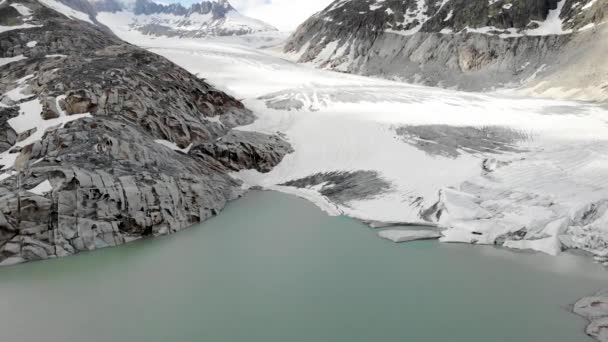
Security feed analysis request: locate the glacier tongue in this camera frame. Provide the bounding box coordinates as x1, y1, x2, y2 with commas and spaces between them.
106, 31, 608, 259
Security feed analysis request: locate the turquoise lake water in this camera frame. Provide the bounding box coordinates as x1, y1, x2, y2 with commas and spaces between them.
1, 191, 607, 342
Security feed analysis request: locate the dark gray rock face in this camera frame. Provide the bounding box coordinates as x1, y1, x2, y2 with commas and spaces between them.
0, 0, 291, 265
285, 0, 607, 95
394, 125, 528, 158
280, 171, 391, 205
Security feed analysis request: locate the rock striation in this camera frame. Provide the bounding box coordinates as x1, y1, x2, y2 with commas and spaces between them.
0, 0, 291, 265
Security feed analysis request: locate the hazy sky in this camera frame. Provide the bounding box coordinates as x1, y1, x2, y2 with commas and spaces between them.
228, 0, 334, 31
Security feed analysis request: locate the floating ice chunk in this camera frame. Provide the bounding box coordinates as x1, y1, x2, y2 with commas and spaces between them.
378, 229, 442, 243
503, 237, 562, 256
2, 74, 35, 103
440, 229, 485, 244
26, 41, 37, 48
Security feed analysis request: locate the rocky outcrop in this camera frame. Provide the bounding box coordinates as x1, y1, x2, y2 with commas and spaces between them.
0, 0, 291, 265
285, 0, 608, 102
574, 290, 608, 342
191, 131, 294, 173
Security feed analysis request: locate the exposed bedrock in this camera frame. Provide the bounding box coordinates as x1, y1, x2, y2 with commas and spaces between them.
280, 171, 392, 205
0, 0, 291, 265
574, 290, 608, 342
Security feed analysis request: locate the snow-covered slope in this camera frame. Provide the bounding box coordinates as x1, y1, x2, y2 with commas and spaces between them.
92, 0, 277, 38
284, 0, 608, 102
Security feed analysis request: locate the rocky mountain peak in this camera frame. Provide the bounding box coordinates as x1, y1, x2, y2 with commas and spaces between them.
132, 0, 234, 18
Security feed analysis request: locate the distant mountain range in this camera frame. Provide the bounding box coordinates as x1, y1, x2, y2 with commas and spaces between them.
32, 0, 278, 38
91, 0, 278, 37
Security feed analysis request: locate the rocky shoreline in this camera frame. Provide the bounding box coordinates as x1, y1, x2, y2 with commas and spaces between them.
0, 0, 292, 265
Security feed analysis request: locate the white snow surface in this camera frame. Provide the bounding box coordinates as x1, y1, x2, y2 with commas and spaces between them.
379, 229, 442, 243
105, 30, 608, 257
0, 55, 26, 68
27, 180, 53, 195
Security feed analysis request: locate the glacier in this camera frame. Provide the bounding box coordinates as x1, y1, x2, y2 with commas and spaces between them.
90, 27, 608, 260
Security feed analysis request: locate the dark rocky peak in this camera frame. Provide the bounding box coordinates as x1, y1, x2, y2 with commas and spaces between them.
132, 0, 234, 18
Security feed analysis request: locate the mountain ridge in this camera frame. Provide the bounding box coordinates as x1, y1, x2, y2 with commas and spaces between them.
285, 0, 608, 102
91, 0, 278, 38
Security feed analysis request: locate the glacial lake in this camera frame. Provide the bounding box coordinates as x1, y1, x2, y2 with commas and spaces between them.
1, 191, 607, 342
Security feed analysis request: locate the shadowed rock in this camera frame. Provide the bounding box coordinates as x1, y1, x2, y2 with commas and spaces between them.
0, 0, 290, 265
281, 170, 391, 204
394, 125, 529, 158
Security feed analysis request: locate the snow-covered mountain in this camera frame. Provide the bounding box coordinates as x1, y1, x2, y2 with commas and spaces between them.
92, 0, 278, 38
285, 0, 608, 102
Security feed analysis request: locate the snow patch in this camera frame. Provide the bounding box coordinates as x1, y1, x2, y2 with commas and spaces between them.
10, 3, 32, 16
0, 23, 42, 34
0, 55, 26, 67
27, 180, 53, 195
154, 139, 193, 153
0, 96, 92, 176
